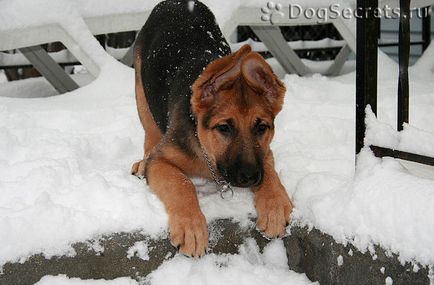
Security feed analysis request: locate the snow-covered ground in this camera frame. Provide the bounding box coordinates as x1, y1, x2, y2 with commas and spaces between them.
2, 50, 434, 280
1, 0, 434, 284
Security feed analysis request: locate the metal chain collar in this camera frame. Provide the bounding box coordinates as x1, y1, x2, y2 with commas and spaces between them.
201, 148, 234, 199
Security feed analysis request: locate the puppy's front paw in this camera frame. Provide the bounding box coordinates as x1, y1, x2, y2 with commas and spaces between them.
255, 189, 293, 238
131, 159, 146, 178
169, 209, 208, 257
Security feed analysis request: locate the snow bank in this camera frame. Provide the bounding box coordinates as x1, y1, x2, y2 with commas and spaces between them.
0, 57, 257, 266
278, 56, 434, 266
293, 148, 434, 265
0, 60, 166, 265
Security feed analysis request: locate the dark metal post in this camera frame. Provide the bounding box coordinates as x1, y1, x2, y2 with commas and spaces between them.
422, 6, 432, 52
356, 0, 379, 154
397, 0, 410, 131
367, 3, 434, 166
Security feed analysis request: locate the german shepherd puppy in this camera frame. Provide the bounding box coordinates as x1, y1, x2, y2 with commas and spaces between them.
132, 0, 293, 257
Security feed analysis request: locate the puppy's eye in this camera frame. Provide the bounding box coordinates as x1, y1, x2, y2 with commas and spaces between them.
216, 124, 231, 135
255, 123, 269, 135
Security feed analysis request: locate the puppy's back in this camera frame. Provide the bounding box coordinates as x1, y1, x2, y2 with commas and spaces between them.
135, 0, 230, 133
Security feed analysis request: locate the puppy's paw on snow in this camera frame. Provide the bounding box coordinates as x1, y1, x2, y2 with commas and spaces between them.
131, 159, 146, 179
169, 209, 208, 257
255, 190, 293, 238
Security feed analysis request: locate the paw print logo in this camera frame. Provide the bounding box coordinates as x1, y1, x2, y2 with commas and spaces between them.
261, 1, 285, 25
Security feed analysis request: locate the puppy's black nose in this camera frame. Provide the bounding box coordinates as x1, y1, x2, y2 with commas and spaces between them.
237, 166, 262, 187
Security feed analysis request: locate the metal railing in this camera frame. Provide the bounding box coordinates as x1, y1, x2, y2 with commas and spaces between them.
356, 1, 434, 166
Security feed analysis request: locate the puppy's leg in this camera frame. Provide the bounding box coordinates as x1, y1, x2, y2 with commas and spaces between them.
131, 135, 147, 177
146, 152, 208, 257
131, 51, 162, 177
131, 129, 160, 178
253, 151, 293, 238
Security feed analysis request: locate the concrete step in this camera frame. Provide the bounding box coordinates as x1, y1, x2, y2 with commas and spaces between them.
1, 220, 431, 284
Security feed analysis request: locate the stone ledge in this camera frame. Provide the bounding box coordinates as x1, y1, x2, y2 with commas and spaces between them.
285, 227, 431, 285
1, 220, 431, 284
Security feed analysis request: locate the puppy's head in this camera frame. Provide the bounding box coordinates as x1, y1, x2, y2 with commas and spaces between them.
191, 44, 285, 188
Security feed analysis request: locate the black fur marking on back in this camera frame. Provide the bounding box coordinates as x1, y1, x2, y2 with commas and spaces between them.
135, 0, 231, 139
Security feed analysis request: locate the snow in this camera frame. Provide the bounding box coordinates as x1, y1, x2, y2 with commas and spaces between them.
277, 48, 434, 266
0, 0, 109, 70
385, 276, 393, 285
337, 255, 343, 266
0, 73, 92, 99
0, 55, 260, 266
127, 241, 150, 261
0, 71, 6, 84
0, 59, 169, 265
0, 0, 358, 44
146, 238, 316, 285
0, 50, 77, 66
262, 239, 290, 269
231, 38, 346, 53
188, 0, 195, 12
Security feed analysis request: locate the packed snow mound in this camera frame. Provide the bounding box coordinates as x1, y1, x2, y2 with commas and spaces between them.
275, 61, 434, 265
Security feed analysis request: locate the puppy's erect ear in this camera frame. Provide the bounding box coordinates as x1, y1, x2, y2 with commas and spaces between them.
241, 52, 286, 115
191, 44, 252, 112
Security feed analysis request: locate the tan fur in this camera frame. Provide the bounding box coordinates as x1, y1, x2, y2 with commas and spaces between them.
190, 46, 293, 240
194, 82, 276, 163
253, 152, 293, 237
131, 49, 162, 177
133, 44, 293, 257
146, 146, 208, 257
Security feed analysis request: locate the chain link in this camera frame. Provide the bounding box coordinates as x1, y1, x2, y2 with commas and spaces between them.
202, 149, 234, 199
